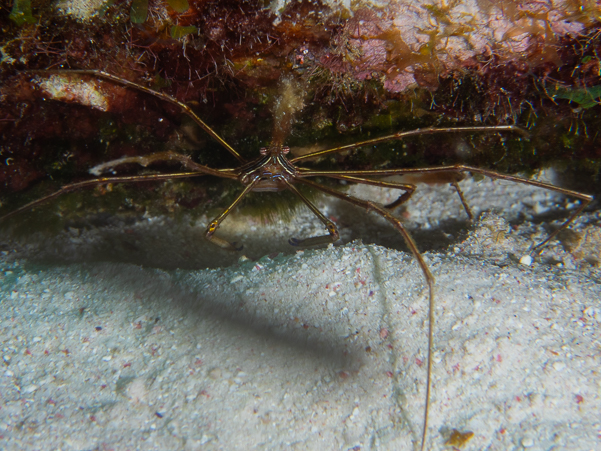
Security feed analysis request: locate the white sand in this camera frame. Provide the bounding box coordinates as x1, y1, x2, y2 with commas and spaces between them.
0, 177, 600, 450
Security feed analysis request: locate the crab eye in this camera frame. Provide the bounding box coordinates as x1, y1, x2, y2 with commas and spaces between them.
282, 146, 290, 154
260, 147, 267, 155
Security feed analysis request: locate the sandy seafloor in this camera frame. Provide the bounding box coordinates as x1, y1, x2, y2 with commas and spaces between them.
0, 176, 600, 451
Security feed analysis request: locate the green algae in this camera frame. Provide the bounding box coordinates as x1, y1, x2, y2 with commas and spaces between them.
9, 0, 36, 26
130, 0, 189, 24
130, 0, 148, 24
550, 84, 601, 109
170, 25, 198, 39
167, 0, 189, 14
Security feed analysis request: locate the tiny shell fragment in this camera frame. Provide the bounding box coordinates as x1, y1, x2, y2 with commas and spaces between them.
445, 429, 475, 447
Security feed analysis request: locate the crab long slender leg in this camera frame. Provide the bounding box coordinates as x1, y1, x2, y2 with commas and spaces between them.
88, 150, 239, 179
320, 174, 417, 210
295, 177, 434, 450
295, 166, 591, 450
283, 175, 424, 246
205, 177, 260, 251
289, 125, 528, 163
325, 173, 474, 217
0, 151, 241, 222
0, 172, 209, 222
298, 164, 593, 251
49, 70, 247, 163
450, 181, 474, 220
281, 179, 340, 246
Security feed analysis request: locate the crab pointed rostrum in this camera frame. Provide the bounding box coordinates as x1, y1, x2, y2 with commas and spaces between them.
0, 71, 593, 451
